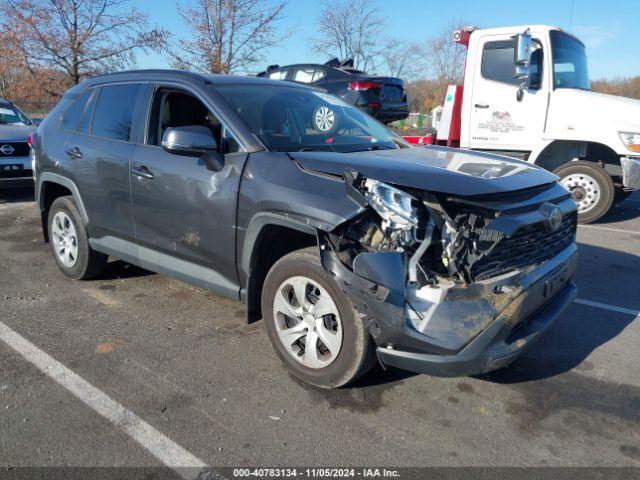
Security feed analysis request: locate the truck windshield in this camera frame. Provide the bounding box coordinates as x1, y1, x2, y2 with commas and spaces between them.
550, 30, 590, 91
0, 103, 30, 125
214, 84, 408, 152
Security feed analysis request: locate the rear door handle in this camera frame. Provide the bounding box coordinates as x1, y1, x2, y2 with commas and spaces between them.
66, 147, 83, 158
131, 165, 154, 180
474, 103, 489, 109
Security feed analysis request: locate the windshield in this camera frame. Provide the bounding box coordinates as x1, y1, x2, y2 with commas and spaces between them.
0, 103, 31, 126
550, 30, 590, 90
214, 85, 408, 152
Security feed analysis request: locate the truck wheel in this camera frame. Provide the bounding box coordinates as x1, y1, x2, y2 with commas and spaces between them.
48, 196, 107, 280
261, 247, 376, 388
555, 161, 614, 224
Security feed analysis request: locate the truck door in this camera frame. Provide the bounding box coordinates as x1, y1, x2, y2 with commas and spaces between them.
468, 34, 548, 157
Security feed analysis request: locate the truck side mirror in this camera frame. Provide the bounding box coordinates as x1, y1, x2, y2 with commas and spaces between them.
513, 30, 532, 102
514, 32, 532, 66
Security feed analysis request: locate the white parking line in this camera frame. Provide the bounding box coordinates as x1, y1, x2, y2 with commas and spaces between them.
0, 321, 208, 479
575, 298, 640, 317
579, 224, 640, 235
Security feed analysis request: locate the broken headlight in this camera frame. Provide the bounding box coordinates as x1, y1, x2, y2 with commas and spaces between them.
364, 180, 418, 233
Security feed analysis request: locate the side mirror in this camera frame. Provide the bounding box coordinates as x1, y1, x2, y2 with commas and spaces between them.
513, 30, 532, 101
161, 125, 224, 171
514, 32, 532, 66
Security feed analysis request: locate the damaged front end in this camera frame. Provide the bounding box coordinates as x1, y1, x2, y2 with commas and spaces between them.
318, 170, 579, 377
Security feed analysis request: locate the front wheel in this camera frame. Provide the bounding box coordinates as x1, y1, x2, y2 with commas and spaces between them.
261, 248, 376, 388
555, 161, 614, 224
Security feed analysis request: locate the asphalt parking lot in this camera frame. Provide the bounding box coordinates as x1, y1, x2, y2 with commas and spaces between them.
1, 187, 639, 473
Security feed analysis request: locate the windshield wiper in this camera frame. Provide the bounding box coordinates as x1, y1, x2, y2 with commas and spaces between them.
345, 144, 396, 152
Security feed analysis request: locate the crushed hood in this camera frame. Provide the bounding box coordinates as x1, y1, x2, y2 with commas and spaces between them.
290, 145, 557, 196
0, 124, 36, 142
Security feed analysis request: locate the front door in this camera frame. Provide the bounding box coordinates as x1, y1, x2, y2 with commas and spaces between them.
130, 86, 246, 298
467, 34, 549, 155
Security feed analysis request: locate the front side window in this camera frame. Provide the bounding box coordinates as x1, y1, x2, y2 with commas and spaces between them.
481, 39, 543, 89
92, 84, 143, 141
147, 87, 240, 154
550, 30, 590, 90
481, 40, 519, 85
0, 103, 30, 126
215, 84, 408, 153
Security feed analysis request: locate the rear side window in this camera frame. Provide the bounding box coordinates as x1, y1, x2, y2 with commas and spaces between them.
92, 84, 143, 141
292, 67, 326, 83
268, 69, 288, 80
60, 89, 93, 131
293, 67, 315, 83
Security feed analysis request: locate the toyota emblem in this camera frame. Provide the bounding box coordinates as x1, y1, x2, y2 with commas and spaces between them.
0, 144, 14, 155
545, 207, 563, 232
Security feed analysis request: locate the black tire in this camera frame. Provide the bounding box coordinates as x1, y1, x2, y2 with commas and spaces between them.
48, 196, 107, 280
554, 161, 614, 224
261, 247, 376, 388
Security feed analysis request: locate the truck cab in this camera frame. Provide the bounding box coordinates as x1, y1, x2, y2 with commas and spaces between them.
438, 25, 640, 223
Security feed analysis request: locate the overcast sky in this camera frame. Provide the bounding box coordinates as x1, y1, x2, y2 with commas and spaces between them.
135, 0, 639, 80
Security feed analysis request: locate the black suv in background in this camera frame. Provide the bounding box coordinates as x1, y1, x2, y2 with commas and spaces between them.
257, 59, 409, 124
34, 70, 578, 388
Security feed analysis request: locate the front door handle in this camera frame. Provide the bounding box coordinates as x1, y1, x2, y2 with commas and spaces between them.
474, 103, 489, 109
131, 165, 154, 180
66, 146, 83, 158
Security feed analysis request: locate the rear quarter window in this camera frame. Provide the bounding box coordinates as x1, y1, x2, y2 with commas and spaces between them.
59, 89, 93, 131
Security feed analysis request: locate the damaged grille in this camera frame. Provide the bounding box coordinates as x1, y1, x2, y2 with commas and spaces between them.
470, 211, 577, 281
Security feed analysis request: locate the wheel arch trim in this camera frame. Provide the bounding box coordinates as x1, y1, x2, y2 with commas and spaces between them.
38, 172, 89, 225
240, 212, 319, 278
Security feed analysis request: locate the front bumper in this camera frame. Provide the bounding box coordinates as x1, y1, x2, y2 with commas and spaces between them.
0, 155, 34, 189
320, 233, 578, 378
621, 156, 640, 190
378, 279, 577, 377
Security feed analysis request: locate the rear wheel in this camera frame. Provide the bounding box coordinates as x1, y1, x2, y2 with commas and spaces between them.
261, 247, 376, 388
555, 161, 614, 224
48, 196, 107, 279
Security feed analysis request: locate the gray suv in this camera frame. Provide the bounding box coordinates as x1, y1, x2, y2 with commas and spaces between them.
0, 98, 36, 188
34, 70, 578, 388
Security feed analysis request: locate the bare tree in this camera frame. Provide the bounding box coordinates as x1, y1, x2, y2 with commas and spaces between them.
422, 19, 469, 85
379, 38, 421, 79
312, 0, 384, 71
173, 0, 290, 74
0, 0, 166, 87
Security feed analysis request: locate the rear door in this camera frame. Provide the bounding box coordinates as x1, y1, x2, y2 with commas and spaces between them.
467, 34, 549, 154
65, 82, 146, 242
129, 84, 246, 298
